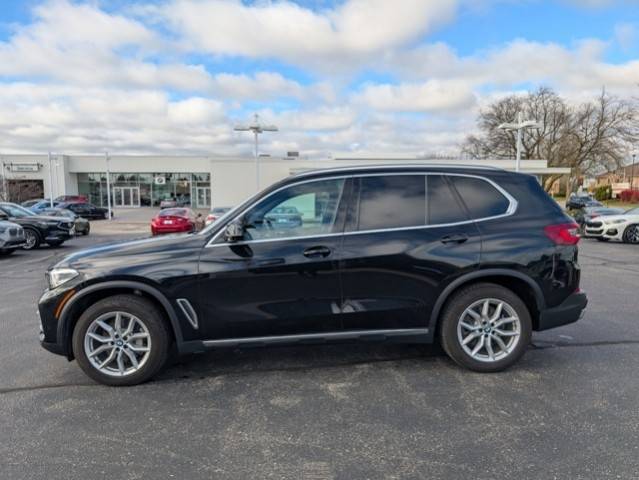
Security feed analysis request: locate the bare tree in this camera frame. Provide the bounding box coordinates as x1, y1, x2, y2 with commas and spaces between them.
463, 87, 638, 192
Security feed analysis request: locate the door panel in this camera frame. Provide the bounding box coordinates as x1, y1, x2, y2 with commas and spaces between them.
198, 237, 343, 339
197, 177, 351, 340
339, 174, 481, 331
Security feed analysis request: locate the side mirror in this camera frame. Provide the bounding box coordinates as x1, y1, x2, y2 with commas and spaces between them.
224, 221, 244, 242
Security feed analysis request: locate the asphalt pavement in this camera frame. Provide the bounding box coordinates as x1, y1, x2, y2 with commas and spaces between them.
1, 232, 638, 479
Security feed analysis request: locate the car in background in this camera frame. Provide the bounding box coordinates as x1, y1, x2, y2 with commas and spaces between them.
57, 202, 110, 220
151, 208, 199, 235
54, 195, 88, 204
0, 220, 25, 255
205, 206, 232, 226
159, 195, 190, 209
264, 206, 303, 228
585, 207, 639, 243
40, 208, 90, 236
29, 199, 61, 214
566, 192, 597, 210
21, 199, 43, 208
0, 202, 74, 249
573, 206, 625, 232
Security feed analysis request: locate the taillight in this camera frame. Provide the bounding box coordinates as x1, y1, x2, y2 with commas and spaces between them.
544, 223, 581, 245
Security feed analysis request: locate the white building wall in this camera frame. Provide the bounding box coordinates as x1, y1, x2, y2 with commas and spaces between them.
0, 153, 569, 207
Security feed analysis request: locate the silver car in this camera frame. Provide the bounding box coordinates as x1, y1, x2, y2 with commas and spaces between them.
0, 220, 26, 255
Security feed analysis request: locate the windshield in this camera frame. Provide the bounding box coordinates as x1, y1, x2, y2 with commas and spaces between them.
159, 208, 187, 217
1, 203, 35, 218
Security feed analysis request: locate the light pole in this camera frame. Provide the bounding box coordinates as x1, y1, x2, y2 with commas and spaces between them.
47, 152, 55, 207
105, 151, 112, 221
234, 114, 278, 191
498, 111, 542, 172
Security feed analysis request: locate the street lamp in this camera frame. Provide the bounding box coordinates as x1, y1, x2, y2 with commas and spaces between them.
498, 111, 542, 172
234, 114, 278, 191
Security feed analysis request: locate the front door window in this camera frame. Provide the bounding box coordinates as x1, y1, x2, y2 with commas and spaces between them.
241, 178, 345, 241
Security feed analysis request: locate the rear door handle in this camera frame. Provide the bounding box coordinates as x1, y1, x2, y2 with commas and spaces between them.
440, 234, 469, 244
303, 246, 332, 258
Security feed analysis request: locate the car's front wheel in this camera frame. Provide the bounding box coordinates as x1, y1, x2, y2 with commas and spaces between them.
439, 283, 532, 372
72, 294, 170, 386
622, 224, 639, 244
22, 228, 41, 250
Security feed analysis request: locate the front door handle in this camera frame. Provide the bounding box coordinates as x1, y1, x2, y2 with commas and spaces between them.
440, 234, 469, 244
303, 246, 332, 258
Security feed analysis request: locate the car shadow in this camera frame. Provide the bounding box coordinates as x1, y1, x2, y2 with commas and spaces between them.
157, 342, 447, 382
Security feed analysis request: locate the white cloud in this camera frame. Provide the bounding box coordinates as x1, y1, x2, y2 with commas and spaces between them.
355, 79, 476, 112
163, 0, 458, 69
615, 22, 637, 50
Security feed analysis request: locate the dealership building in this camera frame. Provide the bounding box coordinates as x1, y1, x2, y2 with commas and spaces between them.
0, 154, 570, 209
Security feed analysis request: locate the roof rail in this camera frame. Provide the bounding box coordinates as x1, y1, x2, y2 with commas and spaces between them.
290, 163, 505, 178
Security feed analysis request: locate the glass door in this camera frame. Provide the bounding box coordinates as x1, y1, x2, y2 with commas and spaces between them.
113, 187, 141, 208
196, 187, 211, 208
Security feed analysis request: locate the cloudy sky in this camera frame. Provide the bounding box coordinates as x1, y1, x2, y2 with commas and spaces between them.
0, 0, 637, 157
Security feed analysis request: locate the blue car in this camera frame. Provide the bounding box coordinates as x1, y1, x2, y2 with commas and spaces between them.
29, 199, 60, 214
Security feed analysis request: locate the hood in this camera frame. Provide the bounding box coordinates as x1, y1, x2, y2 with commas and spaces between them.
53, 232, 207, 271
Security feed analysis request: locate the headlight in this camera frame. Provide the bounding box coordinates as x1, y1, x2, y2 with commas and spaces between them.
47, 268, 79, 289
607, 218, 626, 224
38, 221, 60, 227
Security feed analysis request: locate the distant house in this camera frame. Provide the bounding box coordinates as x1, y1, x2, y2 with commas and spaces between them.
595, 164, 638, 197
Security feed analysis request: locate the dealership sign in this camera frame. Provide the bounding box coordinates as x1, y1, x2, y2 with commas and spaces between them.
9, 163, 40, 172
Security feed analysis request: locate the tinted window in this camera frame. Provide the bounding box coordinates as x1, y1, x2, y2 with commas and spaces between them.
356, 175, 426, 231
449, 176, 510, 219
243, 178, 345, 241
427, 176, 468, 224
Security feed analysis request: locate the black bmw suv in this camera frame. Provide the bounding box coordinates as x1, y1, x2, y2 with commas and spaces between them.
38, 165, 587, 386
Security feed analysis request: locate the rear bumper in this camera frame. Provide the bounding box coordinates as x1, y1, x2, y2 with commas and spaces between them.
537, 292, 588, 331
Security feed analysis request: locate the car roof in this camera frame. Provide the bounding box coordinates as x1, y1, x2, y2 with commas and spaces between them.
288, 163, 508, 181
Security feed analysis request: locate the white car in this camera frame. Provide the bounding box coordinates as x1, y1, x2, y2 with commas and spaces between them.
0, 220, 26, 255
584, 206, 639, 244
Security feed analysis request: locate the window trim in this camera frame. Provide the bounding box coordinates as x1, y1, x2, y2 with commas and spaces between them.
205, 172, 517, 248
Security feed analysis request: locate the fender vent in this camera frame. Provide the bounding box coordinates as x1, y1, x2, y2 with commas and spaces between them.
176, 298, 199, 330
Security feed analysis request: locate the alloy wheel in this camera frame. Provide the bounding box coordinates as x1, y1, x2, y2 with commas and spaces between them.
456, 298, 521, 363
625, 225, 639, 244
23, 230, 37, 249
84, 311, 152, 377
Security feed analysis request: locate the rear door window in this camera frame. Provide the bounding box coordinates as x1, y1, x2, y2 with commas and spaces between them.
448, 176, 510, 219
354, 175, 426, 231
427, 175, 469, 225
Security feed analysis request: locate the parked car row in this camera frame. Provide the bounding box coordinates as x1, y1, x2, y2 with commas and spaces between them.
0, 199, 101, 254
566, 193, 639, 245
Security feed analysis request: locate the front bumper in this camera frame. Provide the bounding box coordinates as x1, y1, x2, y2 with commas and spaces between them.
537, 292, 588, 331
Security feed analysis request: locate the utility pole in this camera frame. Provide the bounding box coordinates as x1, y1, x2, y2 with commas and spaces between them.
105, 152, 112, 221
234, 114, 278, 191
498, 112, 542, 172
48, 152, 55, 207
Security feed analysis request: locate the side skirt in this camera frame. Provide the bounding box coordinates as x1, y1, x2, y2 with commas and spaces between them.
178, 328, 431, 354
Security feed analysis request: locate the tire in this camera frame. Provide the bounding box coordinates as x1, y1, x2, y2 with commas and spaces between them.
622, 224, 639, 244
22, 228, 41, 250
84, 225, 90, 236
439, 283, 532, 373
72, 294, 170, 386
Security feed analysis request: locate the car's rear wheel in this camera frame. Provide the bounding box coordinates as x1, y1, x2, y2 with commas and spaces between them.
622, 224, 639, 244
72, 294, 170, 386
22, 228, 41, 250
439, 283, 532, 372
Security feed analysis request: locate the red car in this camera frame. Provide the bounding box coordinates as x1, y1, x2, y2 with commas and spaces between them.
54, 195, 88, 204
151, 208, 198, 236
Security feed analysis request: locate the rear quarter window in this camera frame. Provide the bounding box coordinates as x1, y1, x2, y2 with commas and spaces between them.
449, 176, 510, 219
